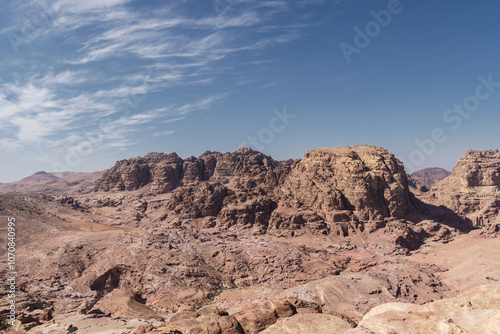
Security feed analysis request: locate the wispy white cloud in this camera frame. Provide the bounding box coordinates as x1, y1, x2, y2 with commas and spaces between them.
259, 79, 280, 90
161, 117, 185, 124
54, 0, 133, 12
0, 71, 229, 154
0, 80, 112, 145
176, 93, 230, 115
0, 0, 326, 166
153, 130, 175, 137
39, 70, 90, 86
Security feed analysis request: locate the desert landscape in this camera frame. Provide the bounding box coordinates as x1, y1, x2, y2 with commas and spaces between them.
1, 1, 500, 333
1, 145, 499, 333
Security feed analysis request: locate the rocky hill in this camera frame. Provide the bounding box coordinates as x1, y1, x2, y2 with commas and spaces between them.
93, 146, 422, 236
420, 150, 500, 229
409, 167, 451, 191
94, 148, 286, 193
278, 146, 411, 218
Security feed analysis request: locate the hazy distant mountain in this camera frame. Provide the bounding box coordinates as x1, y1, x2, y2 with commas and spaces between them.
0, 170, 104, 194
409, 167, 451, 190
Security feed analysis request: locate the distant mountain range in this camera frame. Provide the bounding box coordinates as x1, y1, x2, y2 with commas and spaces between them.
0, 170, 103, 194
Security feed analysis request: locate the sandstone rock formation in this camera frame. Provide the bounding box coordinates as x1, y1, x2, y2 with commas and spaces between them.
345, 283, 500, 334
422, 150, 500, 229
93, 146, 428, 239
261, 313, 352, 334
277, 146, 412, 221
94, 148, 284, 193
154, 298, 322, 334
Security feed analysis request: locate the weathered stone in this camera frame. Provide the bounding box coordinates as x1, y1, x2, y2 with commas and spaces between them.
422, 149, 500, 233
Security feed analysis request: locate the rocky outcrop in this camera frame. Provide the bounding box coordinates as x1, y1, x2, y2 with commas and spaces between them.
346, 283, 500, 334
95, 146, 421, 238
166, 182, 230, 218
277, 146, 412, 220
94, 148, 282, 193
453, 150, 500, 187
423, 150, 500, 229
147, 298, 323, 334
233, 298, 318, 334
0, 291, 54, 331
261, 313, 353, 334
483, 214, 500, 235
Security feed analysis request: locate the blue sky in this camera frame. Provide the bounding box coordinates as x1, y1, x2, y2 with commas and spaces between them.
0, 0, 499, 182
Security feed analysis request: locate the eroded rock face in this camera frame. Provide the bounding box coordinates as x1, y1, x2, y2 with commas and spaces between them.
233, 298, 303, 334
153, 298, 322, 334
166, 182, 230, 218
278, 146, 412, 220
423, 150, 500, 229
453, 150, 500, 187
94, 148, 282, 193
261, 313, 353, 334
94, 153, 183, 192
95, 146, 417, 236
89, 146, 465, 249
